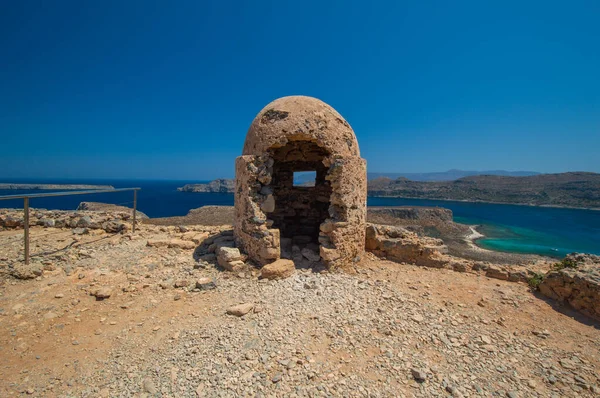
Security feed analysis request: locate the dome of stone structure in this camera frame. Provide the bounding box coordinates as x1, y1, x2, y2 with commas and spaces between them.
242, 96, 360, 157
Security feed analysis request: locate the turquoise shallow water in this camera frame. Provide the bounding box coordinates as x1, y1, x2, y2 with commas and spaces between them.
456, 219, 582, 258
1, 179, 599, 258
369, 197, 600, 258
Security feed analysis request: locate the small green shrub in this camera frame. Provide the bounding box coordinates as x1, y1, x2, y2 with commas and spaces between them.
554, 258, 579, 271
528, 273, 545, 290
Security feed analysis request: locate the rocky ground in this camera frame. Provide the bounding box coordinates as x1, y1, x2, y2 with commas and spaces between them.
77, 203, 149, 220
0, 215, 599, 397
145, 206, 234, 227
144, 205, 546, 266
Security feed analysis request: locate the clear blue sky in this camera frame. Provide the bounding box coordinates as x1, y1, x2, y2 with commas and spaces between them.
1, 0, 598, 180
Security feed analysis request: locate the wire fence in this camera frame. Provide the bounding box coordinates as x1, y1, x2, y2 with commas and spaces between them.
0, 187, 140, 264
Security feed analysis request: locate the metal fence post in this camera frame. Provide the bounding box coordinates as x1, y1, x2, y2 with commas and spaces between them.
24, 197, 29, 265
132, 189, 137, 233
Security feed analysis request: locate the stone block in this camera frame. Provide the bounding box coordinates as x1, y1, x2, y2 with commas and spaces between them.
260, 259, 295, 280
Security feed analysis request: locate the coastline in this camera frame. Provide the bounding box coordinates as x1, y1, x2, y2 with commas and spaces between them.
463, 225, 489, 253
369, 194, 600, 211
0, 183, 115, 191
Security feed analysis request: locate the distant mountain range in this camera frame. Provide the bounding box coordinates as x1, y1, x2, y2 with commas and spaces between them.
368, 172, 600, 209
367, 169, 540, 182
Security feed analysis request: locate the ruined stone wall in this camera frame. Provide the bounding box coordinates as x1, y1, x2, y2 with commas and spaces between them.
539, 253, 600, 321
318, 157, 367, 267
365, 223, 449, 268
0, 208, 135, 233
234, 155, 280, 266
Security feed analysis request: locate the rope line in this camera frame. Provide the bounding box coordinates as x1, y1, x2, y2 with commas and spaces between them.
0, 239, 22, 248
0, 229, 71, 247
29, 230, 73, 242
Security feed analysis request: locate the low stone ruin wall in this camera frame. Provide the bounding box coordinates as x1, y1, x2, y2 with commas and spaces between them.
365, 223, 544, 283
194, 229, 295, 280
77, 202, 148, 219
539, 253, 600, 321
0, 208, 135, 233
365, 223, 448, 267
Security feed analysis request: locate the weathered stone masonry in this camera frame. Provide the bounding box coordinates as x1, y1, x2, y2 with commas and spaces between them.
234, 96, 367, 269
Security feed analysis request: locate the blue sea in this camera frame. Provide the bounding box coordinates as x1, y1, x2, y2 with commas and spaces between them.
1, 179, 599, 258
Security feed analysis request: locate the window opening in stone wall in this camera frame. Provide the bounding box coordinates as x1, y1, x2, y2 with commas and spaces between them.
293, 171, 317, 187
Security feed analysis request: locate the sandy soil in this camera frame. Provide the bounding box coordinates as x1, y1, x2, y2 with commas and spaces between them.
0, 224, 598, 397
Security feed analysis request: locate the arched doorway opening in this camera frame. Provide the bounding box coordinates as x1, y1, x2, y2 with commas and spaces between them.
266, 140, 331, 265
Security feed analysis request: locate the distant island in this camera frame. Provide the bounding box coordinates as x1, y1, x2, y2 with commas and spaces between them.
368, 172, 600, 209
177, 179, 235, 193
367, 169, 540, 181
0, 183, 114, 190
178, 172, 600, 209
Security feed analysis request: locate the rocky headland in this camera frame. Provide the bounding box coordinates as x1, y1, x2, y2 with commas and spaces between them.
368, 172, 600, 209
177, 179, 235, 193
0, 183, 115, 190
367, 206, 467, 238
366, 206, 547, 264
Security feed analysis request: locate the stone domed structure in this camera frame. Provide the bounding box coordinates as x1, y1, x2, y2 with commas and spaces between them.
242, 96, 360, 158
234, 96, 367, 269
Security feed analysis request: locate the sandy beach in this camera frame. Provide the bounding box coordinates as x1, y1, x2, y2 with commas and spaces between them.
464, 225, 486, 251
